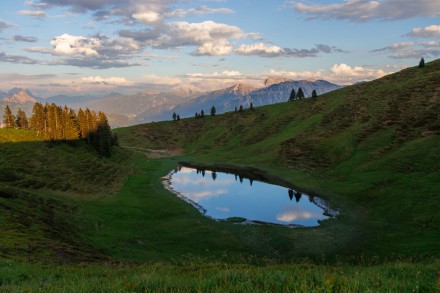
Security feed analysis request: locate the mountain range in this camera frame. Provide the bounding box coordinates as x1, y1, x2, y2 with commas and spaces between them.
1, 79, 342, 127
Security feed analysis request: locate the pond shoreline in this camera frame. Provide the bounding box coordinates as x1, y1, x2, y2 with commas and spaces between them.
178, 161, 339, 218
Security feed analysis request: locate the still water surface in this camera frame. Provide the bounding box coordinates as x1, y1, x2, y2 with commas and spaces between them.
170, 167, 333, 226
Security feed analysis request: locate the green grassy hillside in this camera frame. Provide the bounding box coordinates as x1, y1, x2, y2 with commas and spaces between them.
117, 60, 440, 257
0, 61, 439, 291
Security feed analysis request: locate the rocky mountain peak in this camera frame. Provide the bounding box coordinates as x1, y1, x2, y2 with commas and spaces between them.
264, 77, 292, 87
228, 83, 256, 95
3, 90, 37, 104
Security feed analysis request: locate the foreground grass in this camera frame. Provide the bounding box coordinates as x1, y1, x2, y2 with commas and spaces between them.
1, 260, 438, 292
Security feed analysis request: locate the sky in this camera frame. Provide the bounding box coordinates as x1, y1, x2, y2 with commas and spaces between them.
0, 0, 439, 97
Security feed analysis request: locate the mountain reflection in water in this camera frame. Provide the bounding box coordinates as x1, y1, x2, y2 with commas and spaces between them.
170, 167, 331, 226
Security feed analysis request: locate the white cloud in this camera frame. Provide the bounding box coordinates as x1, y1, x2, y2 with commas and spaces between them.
331, 63, 388, 82
26, 33, 143, 69
132, 11, 161, 24
18, 10, 47, 18
153, 20, 253, 56
81, 76, 134, 86
292, 0, 440, 22
50, 34, 100, 57
235, 43, 284, 57
406, 25, 440, 38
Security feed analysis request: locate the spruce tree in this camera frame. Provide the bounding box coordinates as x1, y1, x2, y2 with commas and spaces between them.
239, 105, 244, 112
250, 102, 254, 111
3, 105, 16, 129
15, 108, 28, 129
172, 112, 177, 121
297, 87, 305, 99
289, 88, 296, 101
95, 112, 112, 157
311, 89, 318, 98
177, 114, 180, 121
29, 102, 45, 135
210, 106, 216, 116
419, 57, 425, 68
200, 110, 205, 117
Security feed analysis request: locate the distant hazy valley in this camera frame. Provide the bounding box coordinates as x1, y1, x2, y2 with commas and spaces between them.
1, 78, 341, 127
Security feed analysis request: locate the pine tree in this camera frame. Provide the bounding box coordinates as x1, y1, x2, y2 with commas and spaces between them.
289, 88, 296, 101
172, 112, 177, 121
112, 133, 119, 146
29, 102, 45, 135
195, 112, 199, 118
95, 112, 112, 157
210, 106, 216, 116
177, 114, 180, 121
235, 107, 237, 113
239, 105, 244, 112
419, 57, 425, 68
77, 108, 87, 139
250, 102, 254, 111
200, 110, 205, 117
15, 108, 28, 129
311, 89, 318, 98
297, 87, 305, 99
3, 105, 16, 129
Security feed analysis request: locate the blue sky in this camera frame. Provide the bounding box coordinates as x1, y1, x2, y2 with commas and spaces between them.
0, 0, 439, 97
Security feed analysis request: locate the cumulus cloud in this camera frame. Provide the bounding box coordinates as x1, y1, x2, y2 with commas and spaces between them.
151, 20, 253, 56
13, 35, 38, 42
291, 0, 440, 22
330, 63, 388, 82
81, 76, 134, 86
0, 19, 14, 32
235, 43, 345, 58
406, 25, 440, 38
18, 10, 47, 18
26, 33, 143, 68
372, 41, 440, 59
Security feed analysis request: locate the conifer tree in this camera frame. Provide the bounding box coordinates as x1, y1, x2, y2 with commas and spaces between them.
3, 105, 16, 129
77, 108, 87, 139
29, 102, 45, 135
311, 89, 318, 98
289, 88, 296, 101
95, 112, 112, 157
239, 105, 244, 112
112, 133, 119, 146
200, 110, 205, 117
177, 114, 180, 121
15, 108, 28, 129
419, 57, 425, 68
210, 106, 216, 116
172, 112, 177, 121
297, 87, 305, 99
250, 102, 254, 111
195, 112, 199, 118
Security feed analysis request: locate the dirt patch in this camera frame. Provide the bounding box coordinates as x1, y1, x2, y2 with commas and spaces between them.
124, 147, 184, 158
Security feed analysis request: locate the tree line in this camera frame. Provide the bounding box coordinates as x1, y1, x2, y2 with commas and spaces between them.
2, 103, 117, 157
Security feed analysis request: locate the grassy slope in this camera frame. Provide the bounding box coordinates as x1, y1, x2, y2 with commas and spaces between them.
0, 61, 439, 291
116, 60, 440, 258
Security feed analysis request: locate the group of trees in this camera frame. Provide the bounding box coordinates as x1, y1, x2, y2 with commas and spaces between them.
2, 102, 117, 157
289, 87, 318, 101
172, 112, 181, 121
